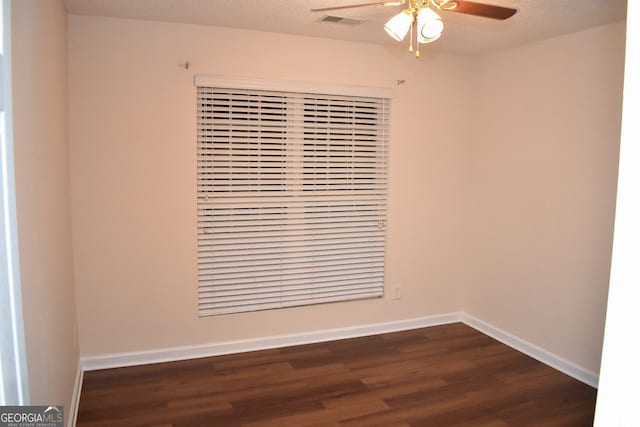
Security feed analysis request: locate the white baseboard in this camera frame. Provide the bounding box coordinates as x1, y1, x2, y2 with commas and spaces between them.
461, 313, 599, 388
81, 312, 462, 371
79, 311, 598, 390
68, 361, 83, 427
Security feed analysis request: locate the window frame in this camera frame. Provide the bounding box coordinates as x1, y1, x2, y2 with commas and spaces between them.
195, 76, 392, 317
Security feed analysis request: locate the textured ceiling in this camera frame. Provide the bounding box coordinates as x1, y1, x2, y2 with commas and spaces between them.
64, 0, 627, 55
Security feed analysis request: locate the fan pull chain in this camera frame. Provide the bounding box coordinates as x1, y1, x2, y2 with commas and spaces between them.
414, 15, 421, 58
408, 19, 414, 53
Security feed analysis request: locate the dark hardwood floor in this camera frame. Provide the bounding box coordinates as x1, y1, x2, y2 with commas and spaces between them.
77, 323, 597, 426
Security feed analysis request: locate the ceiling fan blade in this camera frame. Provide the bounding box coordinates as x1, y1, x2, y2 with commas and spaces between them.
446, 1, 517, 20
310, 1, 405, 13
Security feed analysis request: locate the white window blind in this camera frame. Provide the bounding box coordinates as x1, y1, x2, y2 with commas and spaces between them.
197, 83, 390, 316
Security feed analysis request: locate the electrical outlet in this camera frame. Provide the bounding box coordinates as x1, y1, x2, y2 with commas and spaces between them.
392, 286, 401, 300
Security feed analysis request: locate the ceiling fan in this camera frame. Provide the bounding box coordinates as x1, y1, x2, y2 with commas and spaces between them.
311, 0, 517, 57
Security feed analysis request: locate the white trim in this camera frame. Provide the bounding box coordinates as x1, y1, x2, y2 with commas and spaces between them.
81, 313, 461, 371
68, 363, 83, 427
79, 311, 599, 390
0, 0, 29, 405
194, 75, 394, 99
461, 313, 599, 388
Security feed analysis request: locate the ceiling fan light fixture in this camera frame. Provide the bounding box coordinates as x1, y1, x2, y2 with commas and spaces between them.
417, 6, 444, 44
310, 0, 518, 58
384, 10, 412, 41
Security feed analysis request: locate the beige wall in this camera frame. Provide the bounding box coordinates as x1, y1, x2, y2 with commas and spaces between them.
68, 16, 473, 356
11, 0, 79, 416
463, 22, 626, 374
67, 14, 625, 376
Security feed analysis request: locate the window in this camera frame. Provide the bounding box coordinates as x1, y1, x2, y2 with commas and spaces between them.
196, 77, 390, 316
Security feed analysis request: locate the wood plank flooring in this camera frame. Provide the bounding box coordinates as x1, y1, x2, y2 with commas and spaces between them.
77, 323, 597, 426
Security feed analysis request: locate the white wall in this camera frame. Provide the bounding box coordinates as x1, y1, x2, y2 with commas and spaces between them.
68, 16, 473, 356
11, 0, 79, 419
463, 22, 626, 374
595, 1, 640, 423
